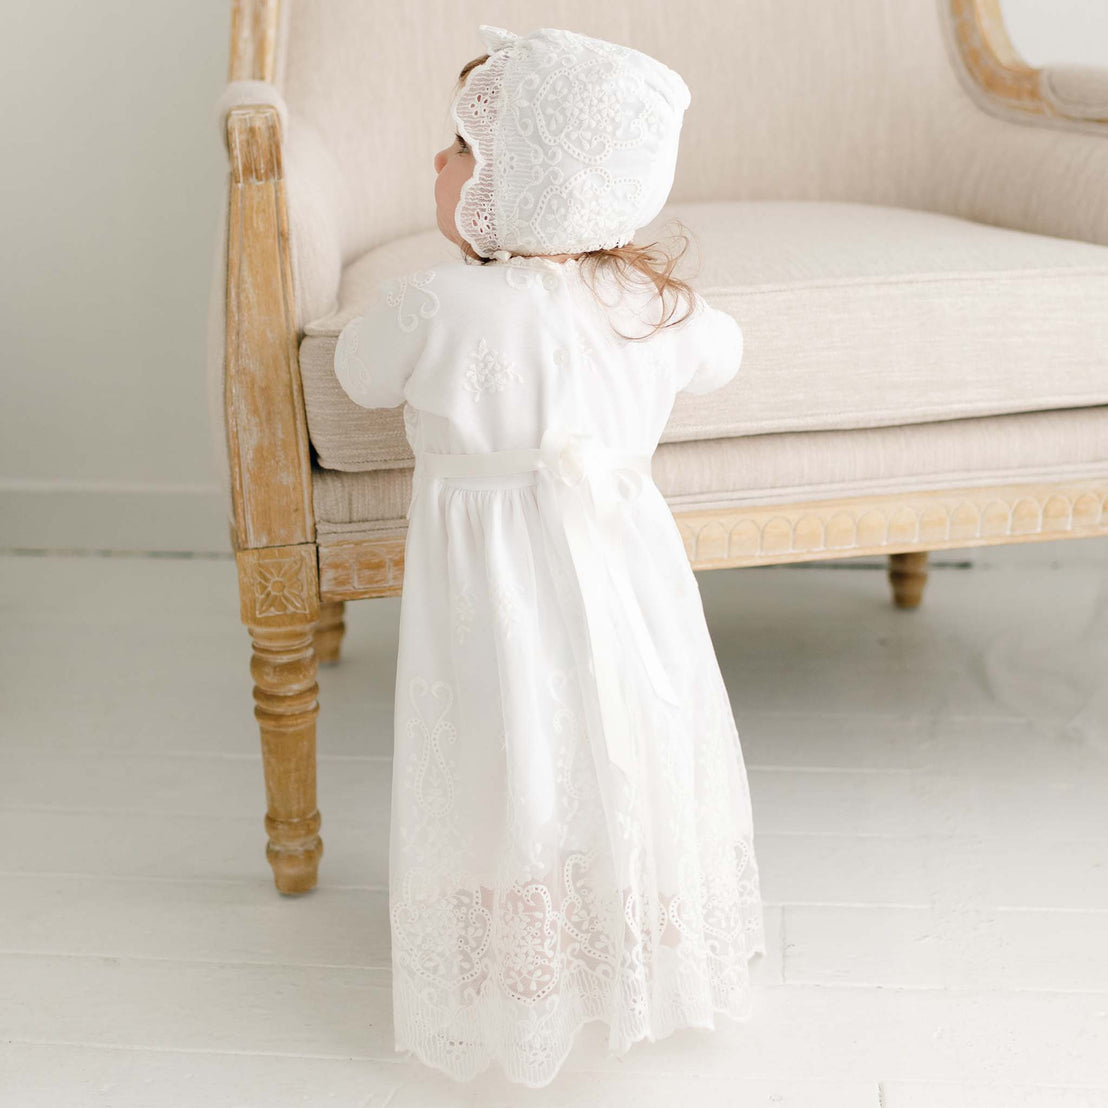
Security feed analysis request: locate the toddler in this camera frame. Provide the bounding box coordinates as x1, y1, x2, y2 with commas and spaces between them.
333, 23, 765, 1089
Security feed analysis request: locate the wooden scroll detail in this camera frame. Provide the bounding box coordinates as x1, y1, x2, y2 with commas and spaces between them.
315, 479, 1108, 600
674, 481, 1107, 569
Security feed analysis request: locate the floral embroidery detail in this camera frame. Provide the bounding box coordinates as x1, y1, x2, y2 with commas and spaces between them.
380, 270, 440, 333
490, 576, 524, 639
390, 664, 767, 1086
561, 850, 620, 965
503, 260, 562, 292
470, 91, 493, 121
471, 208, 493, 237
464, 337, 522, 402
391, 869, 492, 991
551, 668, 600, 812
497, 880, 558, 1002
391, 838, 763, 1084
404, 676, 457, 817
579, 341, 599, 375
553, 335, 600, 376
452, 584, 476, 645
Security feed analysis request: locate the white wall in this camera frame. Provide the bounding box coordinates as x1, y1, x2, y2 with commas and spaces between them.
1, 1, 1106, 554
0, 1, 230, 552
1000, 0, 1108, 67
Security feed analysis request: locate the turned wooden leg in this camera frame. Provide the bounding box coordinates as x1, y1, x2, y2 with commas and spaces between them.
888, 550, 929, 609
313, 600, 347, 664
237, 545, 324, 894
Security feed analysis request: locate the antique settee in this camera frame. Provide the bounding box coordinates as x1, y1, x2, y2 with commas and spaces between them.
207, 0, 1108, 892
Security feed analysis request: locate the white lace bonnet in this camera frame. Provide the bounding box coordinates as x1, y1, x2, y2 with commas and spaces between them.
450, 25, 692, 261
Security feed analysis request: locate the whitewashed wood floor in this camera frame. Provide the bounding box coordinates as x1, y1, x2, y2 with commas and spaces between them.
2, 539, 1108, 1107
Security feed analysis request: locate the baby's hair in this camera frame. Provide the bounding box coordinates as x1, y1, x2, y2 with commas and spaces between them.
453, 55, 698, 341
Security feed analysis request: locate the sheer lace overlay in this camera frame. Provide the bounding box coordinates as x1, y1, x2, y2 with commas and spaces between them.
392, 849, 764, 1088
390, 662, 766, 1088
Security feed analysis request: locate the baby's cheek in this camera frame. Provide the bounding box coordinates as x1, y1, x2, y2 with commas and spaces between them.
434, 174, 450, 212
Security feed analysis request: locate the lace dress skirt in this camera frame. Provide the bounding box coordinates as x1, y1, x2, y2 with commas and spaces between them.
387, 445, 766, 1088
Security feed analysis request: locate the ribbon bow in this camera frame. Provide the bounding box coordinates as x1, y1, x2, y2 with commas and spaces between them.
537, 428, 648, 501
538, 428, 591, 486
534, 427, 680, 797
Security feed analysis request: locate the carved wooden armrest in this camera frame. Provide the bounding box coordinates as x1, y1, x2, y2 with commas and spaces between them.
949, 0, 1108, 129
223, 103, 314, 552
214, 0, 316, 554
940, 0, 1108, 247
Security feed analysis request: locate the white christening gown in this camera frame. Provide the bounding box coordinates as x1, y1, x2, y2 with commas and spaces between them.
334, 253, 766, 1088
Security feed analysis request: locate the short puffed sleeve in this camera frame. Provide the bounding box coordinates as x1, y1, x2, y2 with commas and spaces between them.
333, 269, 440, 409
672, 292, 744, 396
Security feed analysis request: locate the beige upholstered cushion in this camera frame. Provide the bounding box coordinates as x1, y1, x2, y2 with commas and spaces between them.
299, 200, 1108, 473
312, 405, 1108, 538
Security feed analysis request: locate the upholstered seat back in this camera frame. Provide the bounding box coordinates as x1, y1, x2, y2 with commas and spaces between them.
274, 0, 978, 324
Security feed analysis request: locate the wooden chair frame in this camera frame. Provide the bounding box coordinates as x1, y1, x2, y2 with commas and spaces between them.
221, 0, 1108, 893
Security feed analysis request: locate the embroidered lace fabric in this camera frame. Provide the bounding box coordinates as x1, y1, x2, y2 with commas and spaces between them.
391, 550, 766, 1087
451, 25, 691, 259
392, 843, 765, 1089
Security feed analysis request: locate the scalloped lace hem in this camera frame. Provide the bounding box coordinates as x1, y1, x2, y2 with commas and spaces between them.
392, 928, 767, 1089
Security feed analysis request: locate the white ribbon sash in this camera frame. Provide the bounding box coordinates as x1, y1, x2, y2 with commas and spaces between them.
412, 428, 681, 829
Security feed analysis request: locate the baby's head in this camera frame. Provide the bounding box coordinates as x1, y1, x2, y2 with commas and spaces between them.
432, 53, 483, 261
434, 54, 586, 265
433, 26, 700, 338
